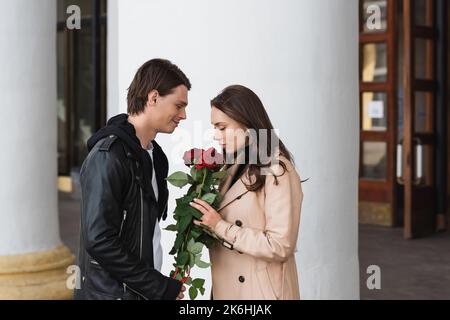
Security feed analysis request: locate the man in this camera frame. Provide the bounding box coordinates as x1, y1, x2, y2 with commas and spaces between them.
74, 59, 190, 300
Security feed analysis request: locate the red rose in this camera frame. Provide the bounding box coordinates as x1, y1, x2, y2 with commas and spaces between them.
183, 148, 203, 167
194, 148, 224, 171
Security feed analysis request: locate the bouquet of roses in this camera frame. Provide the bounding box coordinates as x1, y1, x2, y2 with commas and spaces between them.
165, 147, 227, 299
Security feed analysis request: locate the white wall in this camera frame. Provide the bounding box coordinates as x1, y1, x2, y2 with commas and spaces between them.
0, 0, 61, 255
108, 0, 360, 299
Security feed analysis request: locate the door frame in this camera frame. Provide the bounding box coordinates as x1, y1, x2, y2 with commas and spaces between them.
447, 0, 450, 231
402, 0, 438, 238
359, 0, 399, 226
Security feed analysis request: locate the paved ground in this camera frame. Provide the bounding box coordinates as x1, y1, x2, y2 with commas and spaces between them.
58, 192, 450, 300
359, 224, 450, 300
59, 192, 81, 256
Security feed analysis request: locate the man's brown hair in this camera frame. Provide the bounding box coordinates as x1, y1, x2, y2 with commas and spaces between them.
127, 58, 191, 115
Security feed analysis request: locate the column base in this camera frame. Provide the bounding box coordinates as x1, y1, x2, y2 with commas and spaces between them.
0, 245, 75, 300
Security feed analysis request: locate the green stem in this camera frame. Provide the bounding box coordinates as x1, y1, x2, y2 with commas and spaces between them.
181, 223, 193, 278
197, 169, 207, 199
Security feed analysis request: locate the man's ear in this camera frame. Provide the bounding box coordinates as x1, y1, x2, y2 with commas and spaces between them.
147, 90, 158, 106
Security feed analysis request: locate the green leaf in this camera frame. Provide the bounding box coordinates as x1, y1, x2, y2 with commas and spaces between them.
186, 277, 193, 286
166, 172, 190, 188
186, 238, 196, 251
214, 193, 224, 206
199, 287, 206, 295
195, 255, 211, 268
201, 173, 214, 193
201, 193, 217, 205
197, 233, 217, 248
195, 184, 203, 194
178, 215, 192, 233
192, 278, 205, 289
164, 224, 177, 232
187, 174, 195, 184
189, 253, 195, 268
174, 204, 191, 217
176, 205, 201, 220
176, 251, 189, 266
190, 227, 202, 239
172, 233, 184, 252
175, 273, 183, 281
212, 170, 227, 180
190, 242, 203, 255
190, 166, 200, 183
187, 184, 196, 195
189, 286, 198, 300
187, 206, 203, 219
190, 209, 202, 220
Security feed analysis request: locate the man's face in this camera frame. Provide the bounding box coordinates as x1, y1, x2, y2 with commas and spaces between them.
150, 85, 188, 134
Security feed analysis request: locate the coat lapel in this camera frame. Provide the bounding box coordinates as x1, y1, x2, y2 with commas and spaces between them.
217, 164, 250, 212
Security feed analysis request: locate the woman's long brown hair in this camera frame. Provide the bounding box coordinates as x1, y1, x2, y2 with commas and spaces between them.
211, 85, 295, 192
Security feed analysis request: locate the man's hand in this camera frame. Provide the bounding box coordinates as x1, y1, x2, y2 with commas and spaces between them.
176, 285, 186, 300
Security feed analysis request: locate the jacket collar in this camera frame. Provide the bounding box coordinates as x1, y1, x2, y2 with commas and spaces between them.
218, 164, 251, 212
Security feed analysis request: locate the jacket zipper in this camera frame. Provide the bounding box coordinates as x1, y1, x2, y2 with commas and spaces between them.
139, 187, 143, 260
123, 283, 149, 300
121, 188, 148, 301
118, 210, 127, 238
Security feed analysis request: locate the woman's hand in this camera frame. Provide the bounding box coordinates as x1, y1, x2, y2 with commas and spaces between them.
190, 198, 223, 230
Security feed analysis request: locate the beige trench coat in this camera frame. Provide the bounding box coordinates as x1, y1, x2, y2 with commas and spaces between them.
210, 155, 303, 300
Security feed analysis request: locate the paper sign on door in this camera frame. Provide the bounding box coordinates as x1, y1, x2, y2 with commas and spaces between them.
368, 101, 384, 119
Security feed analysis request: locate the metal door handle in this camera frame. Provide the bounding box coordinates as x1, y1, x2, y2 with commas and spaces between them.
397, 139, 404, 185
414, 138, 424, 185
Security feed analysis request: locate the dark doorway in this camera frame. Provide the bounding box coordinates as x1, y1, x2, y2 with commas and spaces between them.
57, 0, 107, 176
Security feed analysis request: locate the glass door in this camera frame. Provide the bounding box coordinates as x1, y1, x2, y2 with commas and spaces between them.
400, 0, 437, 238
359, 0, 399, 226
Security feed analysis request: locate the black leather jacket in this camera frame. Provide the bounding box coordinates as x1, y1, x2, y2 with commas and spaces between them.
74, 132, 181, 300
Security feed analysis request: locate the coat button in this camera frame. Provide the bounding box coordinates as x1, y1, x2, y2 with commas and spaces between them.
235, 220, 243, 227
238, 276, 245, 283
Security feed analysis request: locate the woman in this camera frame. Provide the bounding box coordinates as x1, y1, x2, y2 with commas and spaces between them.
189, 85, 304, 300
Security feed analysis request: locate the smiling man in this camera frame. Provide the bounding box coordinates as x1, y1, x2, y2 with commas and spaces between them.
74, 59, 191, 300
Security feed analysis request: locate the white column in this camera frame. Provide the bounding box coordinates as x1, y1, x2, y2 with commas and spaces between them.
109, 0, 360, 299
0, 0, 74, 299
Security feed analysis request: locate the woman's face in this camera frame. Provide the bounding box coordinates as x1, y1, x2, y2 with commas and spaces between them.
211, 106, 248, 156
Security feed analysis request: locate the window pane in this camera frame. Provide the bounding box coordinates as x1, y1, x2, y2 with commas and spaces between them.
362, 142, 387, 180
362, 92, 388, 131
362, 43, 388, 82
361, 0, 388, 33
415, 38, 434, 80
415, 91, 434, 133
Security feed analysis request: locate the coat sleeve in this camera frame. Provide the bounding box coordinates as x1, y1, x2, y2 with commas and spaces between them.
214, 160, 303, 262
80, 148, 181, 300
